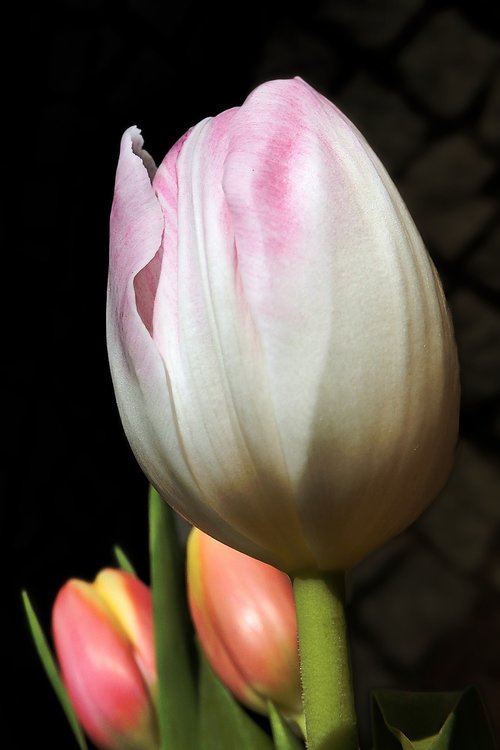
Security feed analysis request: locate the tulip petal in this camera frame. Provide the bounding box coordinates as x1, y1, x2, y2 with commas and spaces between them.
107, 125, 181, 500
150, 112, 315, 570
94, 569, 156, 689
107, 126, 282, 567
222, 78, 459, 569
193, 529, 301, 714
187, 528, 267, 712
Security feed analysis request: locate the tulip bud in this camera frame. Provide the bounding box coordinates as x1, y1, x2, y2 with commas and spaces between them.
52, 568, 159, 750
187, 526, 303, 726
107, 76, 459, 573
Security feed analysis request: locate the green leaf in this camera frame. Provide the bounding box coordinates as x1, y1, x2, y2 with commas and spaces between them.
372, 687, 496, 750
268, 702, 304, 749
198, 649, 274, 750
113, 545, 137, 575
149, 485, 198, 750
21, 591, 88, 750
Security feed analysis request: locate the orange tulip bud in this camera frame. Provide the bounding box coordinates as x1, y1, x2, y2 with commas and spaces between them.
52, 568, 159, 750
187, 527, 303, 726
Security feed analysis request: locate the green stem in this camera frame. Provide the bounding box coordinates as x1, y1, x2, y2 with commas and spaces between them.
293, 572, 358, 750
149, 486, 197, 750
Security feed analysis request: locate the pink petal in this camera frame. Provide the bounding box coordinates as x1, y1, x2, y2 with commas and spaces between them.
151, 111, 315, 571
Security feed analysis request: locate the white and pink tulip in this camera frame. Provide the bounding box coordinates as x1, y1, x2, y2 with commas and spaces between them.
107, 77, 459, 574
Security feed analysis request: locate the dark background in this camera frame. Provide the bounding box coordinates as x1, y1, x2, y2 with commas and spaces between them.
6, 1, 499, 747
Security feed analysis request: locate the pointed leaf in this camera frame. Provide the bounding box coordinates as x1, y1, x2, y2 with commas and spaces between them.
113, 545, 137, 575
22, 591, 89, 750
198, 649, 274, 750
372, 687, 496, 750
268, 702, 304, 749
149, 486, 198, 750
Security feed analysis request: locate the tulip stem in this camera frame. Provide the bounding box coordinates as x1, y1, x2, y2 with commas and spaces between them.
293, 572, 358, 750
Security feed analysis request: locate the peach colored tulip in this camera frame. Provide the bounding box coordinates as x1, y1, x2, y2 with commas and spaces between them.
187, 526, 303, 727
